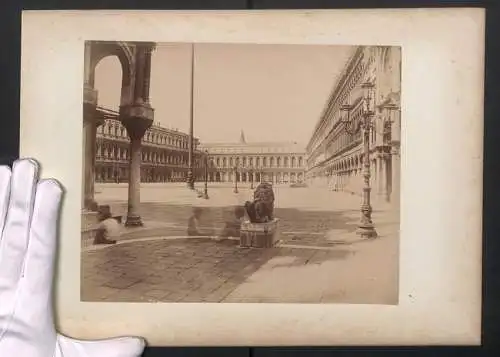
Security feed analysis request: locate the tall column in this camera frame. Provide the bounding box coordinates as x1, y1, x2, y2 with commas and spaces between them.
82, 119, 88, 210
127, 134, 142, 223
390, 108, 401, 209
82, 41, 100, 211
378, 155, 389, 202
120, 43, 155, 226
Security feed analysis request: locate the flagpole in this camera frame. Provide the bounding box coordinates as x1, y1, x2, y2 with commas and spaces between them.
187, 43, 195, 190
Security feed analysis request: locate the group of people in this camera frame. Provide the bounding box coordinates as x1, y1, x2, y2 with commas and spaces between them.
92, 181, 276, 245
187, 205, 246, 238
187, 181, 276, 238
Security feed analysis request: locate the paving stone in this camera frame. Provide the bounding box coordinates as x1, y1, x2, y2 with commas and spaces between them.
83, 188, 399, 303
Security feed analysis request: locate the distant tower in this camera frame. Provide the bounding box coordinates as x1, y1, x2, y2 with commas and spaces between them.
239, 130, 246, 144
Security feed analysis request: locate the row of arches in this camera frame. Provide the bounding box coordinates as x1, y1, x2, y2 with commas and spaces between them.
205, 170, 305, 184
96, 139, 207, 168
95, 165, 195, 183
210, 155, 305, 170
98, 119, 194, 151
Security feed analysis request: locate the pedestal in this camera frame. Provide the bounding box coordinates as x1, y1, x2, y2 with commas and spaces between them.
81, 209, 100, 245
240, 218, 280, 248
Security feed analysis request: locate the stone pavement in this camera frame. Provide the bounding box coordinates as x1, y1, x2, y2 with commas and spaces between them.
82, 231, 398, 304
82, 185, 399, 304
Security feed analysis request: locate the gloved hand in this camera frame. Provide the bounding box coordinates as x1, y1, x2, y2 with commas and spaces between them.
0, 159, 146, 357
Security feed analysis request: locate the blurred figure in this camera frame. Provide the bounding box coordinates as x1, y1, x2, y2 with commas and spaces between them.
187, 207, 204, 236
220, 206, 246, 238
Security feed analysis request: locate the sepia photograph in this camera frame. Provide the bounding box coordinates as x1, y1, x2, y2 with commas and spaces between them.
81, 41, 401, 304
20, 8, 483, 345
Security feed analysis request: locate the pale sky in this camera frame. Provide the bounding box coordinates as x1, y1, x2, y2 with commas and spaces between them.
94, 43, 354, 145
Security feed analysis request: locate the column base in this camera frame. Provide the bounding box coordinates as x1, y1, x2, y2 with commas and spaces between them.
125, 215, 144, 227
377, 191, 390, 203
356, 223, 378, 239
233, 187, 239, 193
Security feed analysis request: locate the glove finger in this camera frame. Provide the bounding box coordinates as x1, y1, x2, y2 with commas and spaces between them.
15, 179, 62, 335
0, 159, 39, 291
0, 165, 12, 242
57, 334, 146, 357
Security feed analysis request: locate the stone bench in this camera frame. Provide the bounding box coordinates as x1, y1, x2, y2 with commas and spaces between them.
240, 218, 280, 248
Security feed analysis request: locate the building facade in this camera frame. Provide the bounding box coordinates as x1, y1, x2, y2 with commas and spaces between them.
305, 46, 401, 204
95, 107, 205, 183
199, 132, 307, 184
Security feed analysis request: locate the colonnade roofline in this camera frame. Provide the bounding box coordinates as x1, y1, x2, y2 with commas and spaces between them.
96, 106, 200, 141
306, 46, 365, 153
200, 141, 305, 146
199, 141, 307, 155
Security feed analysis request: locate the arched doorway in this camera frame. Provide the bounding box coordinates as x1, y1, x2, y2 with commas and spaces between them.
84, 41, 155, 227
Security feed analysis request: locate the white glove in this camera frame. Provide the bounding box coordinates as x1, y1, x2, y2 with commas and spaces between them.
0, 159, 146, 357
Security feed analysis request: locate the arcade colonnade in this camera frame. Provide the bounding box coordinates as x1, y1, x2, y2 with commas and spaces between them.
204, 154, 306, 184
305, 46, 401, 205
83, 40, 156, 226
199, 138, 307, 185
95, 116, 204, 183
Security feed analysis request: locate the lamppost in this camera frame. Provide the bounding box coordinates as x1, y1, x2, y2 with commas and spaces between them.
340, 81, 378, 239
249, 165, 254, 189
233, 164, 239, 193
187, 43, 196, 190
203, 150, 210, 199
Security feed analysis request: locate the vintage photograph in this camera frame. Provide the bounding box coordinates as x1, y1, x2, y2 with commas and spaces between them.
81, 41, 401, 304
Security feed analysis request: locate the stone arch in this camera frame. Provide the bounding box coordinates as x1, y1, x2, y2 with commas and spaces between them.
90, 41, 134, 89
381, 46, 391, 71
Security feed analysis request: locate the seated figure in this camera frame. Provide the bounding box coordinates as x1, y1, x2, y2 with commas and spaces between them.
94, 205, 119, 245
220, 206, 246, 238
187, 207, 203, 236
187, 207, 215, 237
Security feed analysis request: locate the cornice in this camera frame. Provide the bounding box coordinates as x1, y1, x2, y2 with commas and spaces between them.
306, 46, 365, 148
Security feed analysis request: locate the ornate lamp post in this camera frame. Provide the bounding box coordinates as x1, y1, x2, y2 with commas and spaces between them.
249, 164, 254, 189
203, 150, 210, 199
340, 81, 377, 239
233, 164, 239, 193
187, 44, 196, 190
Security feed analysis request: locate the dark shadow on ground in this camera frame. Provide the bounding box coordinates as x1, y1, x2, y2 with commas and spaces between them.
81, 235, 355, 303
266, 247, 353, 269
100, 202, 361, 246
82, 238, 275, 303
